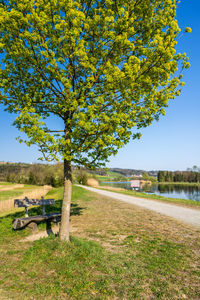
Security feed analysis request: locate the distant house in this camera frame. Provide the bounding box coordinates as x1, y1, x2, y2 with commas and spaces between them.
130, 180, 141, 190
130, 174, 143, 178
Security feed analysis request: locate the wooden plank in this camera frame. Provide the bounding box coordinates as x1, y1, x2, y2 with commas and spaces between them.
14, 197, 55, 208
13, 213, 61, 230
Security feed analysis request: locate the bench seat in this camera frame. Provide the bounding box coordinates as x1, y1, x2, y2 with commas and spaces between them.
13, 213, 61, 230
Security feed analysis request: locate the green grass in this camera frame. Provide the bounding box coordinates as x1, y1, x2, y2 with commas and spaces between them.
158, 181, 200, 186
0, 183, 45, 201
95, 175, 112, 181
106, 170, 124, 177
96, 175, 125, 182
2, 235, 188, 299
99, 186, 200, 208
0, 186, 199, 299
0, 182, 17, 186
0, 190, 25, 201
95, 170, 126, 182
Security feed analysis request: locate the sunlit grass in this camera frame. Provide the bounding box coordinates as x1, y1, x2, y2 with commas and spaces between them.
0, 186, 199, 299
0, 184, 44, 202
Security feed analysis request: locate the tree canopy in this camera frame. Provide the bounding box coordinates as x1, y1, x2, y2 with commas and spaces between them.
0, 0, 190, 168
0, 0, 190, 241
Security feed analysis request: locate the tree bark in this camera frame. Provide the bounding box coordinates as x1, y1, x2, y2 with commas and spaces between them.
59, 159, 72, 241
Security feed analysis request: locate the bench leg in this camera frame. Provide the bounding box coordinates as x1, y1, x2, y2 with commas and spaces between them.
42, 204, 46, 216
46, 220, 53, 236
25, 207, 29, 218
27, 222, 38, 232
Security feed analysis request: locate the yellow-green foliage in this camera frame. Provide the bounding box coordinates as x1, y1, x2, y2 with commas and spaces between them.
0, 0, 190, 167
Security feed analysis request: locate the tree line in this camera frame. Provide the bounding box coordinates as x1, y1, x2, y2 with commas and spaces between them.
0, 163, 64, 187
157, 171, 200, 183
0, 163, 98, 187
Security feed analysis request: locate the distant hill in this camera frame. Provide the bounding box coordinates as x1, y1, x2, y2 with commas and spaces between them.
0, 162, 158, 183
109, 168, 158, 178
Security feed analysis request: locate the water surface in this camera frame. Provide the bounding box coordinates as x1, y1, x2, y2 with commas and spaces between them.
101, 181, 200, 202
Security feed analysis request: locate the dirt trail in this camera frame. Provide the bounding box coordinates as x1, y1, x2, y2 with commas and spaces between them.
78, 185, 200, 228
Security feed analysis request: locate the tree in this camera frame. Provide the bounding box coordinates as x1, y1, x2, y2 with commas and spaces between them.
0, 0, 190, 241
76, 169, 88, 185
158, 171, 164, 182
142, 172, 150, 181
192, 165, 200, 173
28, 171, 38, 185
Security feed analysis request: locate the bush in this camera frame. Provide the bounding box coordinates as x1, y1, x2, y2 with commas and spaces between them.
76, 170, 88, 185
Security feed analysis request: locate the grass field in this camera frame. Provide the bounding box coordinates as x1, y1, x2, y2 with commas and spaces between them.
0, 184, 45, 201
0, 182, 17, 186
0, 190, 25, 201
0, 185, 199, 299
95, 170, 126, 182
158, 182, 200, 186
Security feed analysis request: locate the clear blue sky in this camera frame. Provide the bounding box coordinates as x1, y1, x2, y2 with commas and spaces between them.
0, 1, 199, 171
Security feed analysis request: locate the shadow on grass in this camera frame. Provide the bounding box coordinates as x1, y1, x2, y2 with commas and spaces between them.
0, 199, 85, 236
0, 199, 85, 219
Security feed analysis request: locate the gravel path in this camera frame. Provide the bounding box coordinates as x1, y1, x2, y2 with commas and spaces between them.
78, 185, 200, 228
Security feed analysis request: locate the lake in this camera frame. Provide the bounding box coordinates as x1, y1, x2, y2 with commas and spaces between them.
101, 182, 200, 202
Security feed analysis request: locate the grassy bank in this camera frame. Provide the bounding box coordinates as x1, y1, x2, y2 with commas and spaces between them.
0, 186, 199, 299
158, 182, 200, 186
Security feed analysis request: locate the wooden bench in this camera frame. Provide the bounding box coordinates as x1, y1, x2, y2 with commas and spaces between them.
13, 197, 61, 230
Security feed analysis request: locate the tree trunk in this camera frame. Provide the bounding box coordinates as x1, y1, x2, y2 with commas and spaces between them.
59, 159, 72, 241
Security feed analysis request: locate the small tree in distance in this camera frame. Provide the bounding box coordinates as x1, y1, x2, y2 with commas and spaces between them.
0, 0, 190, 241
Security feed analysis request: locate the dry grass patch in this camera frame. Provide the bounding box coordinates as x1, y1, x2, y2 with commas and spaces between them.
71, 191, 200, 248
87, 178, 99, 187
